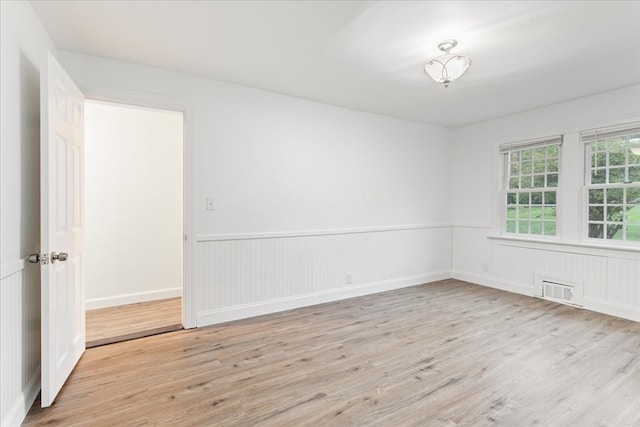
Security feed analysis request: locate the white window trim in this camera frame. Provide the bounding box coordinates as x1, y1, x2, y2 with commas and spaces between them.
581, 121, 640, 247
500, 135, 563, 240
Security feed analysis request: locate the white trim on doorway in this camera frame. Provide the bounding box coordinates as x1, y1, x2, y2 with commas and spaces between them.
80, 84, 197, 328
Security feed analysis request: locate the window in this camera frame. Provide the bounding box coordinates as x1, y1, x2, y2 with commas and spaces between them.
582, 124, 640, 243
501, 136, 562, 237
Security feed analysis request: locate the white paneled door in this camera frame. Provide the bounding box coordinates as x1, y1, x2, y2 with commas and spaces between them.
40, 52, 85, 407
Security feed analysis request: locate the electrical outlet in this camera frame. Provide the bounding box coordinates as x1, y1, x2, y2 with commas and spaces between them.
346, 273, 353, 284
206, 198, 215, 211
481, 262, 489, 272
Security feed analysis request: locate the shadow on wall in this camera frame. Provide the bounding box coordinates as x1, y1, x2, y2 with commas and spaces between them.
20, 51, 43, 367
19, 51, 40, 259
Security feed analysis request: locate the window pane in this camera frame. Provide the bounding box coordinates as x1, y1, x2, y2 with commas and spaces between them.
544, 191, 556, 205
533, 160, 545, 173
504, 144, 561, 238
606, 206, 624, 222
589, 206, 604, 221
518, 221, 529, 233
609, 150, 626, 166
627, 187, 640, 204
533, 175, 544, 187
589, 223, 604, 238
591, 153, 606, 168
542, 206, 556, 220
593, 140, 606, 152
589, 189, 604, 204
591, 169, 606, 184
629, 166, 640, 183
608, 136, 626, 152
533, 147, 545, 160
543, 221, 556, 236
530, 221, 542, 235
531, 192, 542, 205
626, 206, 640, 223
608, 167, 625, 183
625, 225, 640, 241
531, 206, 543, 220
607, 188, 624, 204
584, 129, 640, 244
606, 224, 624, 240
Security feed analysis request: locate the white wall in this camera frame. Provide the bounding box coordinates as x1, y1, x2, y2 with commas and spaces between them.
58, 51, 453, 326
0, 2, 57, 426
84, 101, 183, 309
451, 84, 640, 321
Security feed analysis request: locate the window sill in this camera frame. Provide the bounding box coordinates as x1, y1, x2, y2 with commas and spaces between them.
488, 234, 640, 258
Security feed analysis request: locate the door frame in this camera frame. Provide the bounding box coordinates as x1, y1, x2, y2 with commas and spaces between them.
81, 85, 197, 328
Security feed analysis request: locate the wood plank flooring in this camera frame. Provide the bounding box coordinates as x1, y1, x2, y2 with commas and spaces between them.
86, 297, 182, 347
25, 280, 640, 426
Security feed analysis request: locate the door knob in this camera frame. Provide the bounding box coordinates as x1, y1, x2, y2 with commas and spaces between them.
51, 251, 68, 263
28, 254, 40, 263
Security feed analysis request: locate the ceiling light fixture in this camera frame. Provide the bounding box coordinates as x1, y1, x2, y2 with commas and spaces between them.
424, 39, 472, 88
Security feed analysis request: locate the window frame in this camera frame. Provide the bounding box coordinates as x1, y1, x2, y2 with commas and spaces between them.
500, 136, 563, 239
581, 123, 640, 246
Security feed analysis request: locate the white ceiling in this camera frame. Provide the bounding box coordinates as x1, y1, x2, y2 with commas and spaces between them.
31, 1, 640, 128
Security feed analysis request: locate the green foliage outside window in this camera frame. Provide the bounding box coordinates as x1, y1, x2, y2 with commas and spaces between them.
505, 144, 558, 236
587, 133, 640, 242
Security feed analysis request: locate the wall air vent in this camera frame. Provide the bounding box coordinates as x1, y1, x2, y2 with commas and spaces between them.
534, 275, 583, 307
544, 281, 574, 303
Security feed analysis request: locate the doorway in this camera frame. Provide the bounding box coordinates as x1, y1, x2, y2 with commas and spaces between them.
83, 100, 184, 347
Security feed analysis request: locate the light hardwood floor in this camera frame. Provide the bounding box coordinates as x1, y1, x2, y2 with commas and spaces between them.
86, 297, 182, 347
25, 280, 640, 426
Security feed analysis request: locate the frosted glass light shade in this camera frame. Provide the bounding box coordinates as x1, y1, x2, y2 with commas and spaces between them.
424, 54, 472, 88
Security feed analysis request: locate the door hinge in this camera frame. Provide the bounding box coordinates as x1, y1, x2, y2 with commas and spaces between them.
28, 253, 49, 265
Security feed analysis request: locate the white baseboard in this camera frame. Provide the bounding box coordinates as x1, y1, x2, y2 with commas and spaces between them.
451, 270, 533, 296
86, 287, 182, 310
452, 270, 640, 322
583, 297, 640, 322
197, 272, 450, 327
3, 368, 40, 427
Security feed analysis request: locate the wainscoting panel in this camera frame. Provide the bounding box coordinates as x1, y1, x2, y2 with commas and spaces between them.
452, 225, 640, 322
1, 262, 41, 427
491, 242, 609, 298
196, 225, 452, 326
451, 225, 491, 275
605, 257, 640, 307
